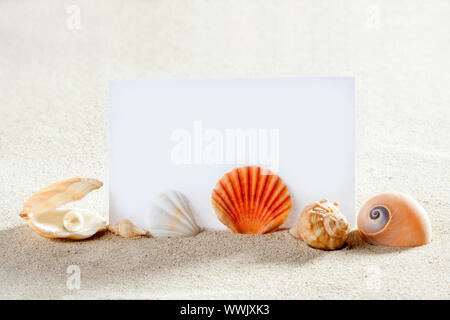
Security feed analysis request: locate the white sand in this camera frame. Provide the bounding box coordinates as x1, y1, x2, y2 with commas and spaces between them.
0, 1, 449, 299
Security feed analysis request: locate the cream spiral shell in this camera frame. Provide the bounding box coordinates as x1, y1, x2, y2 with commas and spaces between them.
63, 210, 85, 232
290, 199, 349, 250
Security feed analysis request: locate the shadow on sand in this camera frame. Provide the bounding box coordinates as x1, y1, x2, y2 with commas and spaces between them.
0, 225, 412, 298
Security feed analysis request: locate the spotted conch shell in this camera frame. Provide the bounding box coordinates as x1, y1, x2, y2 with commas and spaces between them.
211, 166, 292, 234
19, 178, 107, 240
108, 219, 148, 238
290, 199, 349, 250
146, 190, 200, 237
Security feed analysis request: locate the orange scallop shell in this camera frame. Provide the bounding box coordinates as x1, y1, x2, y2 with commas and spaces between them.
357, 192, 432, 247
211, 166, 292, 234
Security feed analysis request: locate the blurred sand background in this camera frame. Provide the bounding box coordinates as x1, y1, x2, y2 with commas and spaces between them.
0, 0, 449, 299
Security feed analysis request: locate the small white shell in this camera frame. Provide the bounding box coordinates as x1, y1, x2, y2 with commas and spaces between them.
146, 190, 200, 237
108, 219, 148, 238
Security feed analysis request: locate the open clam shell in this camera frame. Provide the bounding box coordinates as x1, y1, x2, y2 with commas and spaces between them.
20, 178, 107, 240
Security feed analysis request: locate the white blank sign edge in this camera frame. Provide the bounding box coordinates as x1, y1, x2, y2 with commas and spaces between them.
109, 77, 355, 231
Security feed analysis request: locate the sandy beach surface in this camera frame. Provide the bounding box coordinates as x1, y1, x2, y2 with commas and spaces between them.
1, 1, 449, 299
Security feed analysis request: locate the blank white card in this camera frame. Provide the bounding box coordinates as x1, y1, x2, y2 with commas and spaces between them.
109, 78, 355, 230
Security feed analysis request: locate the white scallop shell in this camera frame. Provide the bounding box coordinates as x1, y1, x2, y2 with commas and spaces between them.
146, 190, 200, 237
